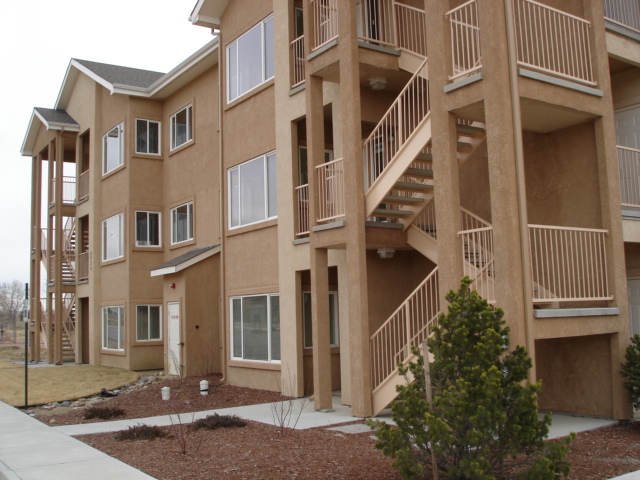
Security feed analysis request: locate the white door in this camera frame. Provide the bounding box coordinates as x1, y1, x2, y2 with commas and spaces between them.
167, 302, 181, 376
615, 107, 640, 148
628, 279, 640, 337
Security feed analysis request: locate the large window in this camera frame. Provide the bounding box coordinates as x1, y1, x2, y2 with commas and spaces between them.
171, 202, 193, 244
303, 291, 339, 348
102, 123, 124, 174
136, 211, 161, 247
231, 294, 280, 362
229, 152, 277, 228
102, 306, 124, 351
136, 119, 160, 155
102, 213, 124, 261
136, 305, 161, 341
170, 105, 193, 150
227, 16, 274, 102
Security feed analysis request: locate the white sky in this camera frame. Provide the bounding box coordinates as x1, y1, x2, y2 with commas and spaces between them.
0, 0, 214, 285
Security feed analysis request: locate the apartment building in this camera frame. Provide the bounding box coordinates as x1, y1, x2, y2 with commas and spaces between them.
22, 0, 640, 420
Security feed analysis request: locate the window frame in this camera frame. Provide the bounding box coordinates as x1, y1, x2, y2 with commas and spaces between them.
170, 105, 193, 151
230, 293, 280, 363
136, 304, 162, 342
135, 118, 161, 155
228, 151, 277, 229
171, 202, 194, 245
226, 15, 275, 103
102, 122, 125, 175
302, 291, 339, 349
135, 210, 161, 248
102, 212, 124, 262
102, 305, 125, 351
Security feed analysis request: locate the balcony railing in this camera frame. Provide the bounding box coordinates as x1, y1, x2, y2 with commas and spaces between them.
513, 0, 595, 86
316, 158, 345, 222
446, 0, 482, 81
291, 35, 306, 88
78, 170, 89, 201
295, 184, 310, 236
78, 251, 89, 281
357, 0, 397, 49
394, 2, 427, 57
528, 224, 611, 303
50, 176, 77, 205
603, 0, 640, 34
312, 0, 339, 50
618, 146, 640, 208
458, 209, 495, 304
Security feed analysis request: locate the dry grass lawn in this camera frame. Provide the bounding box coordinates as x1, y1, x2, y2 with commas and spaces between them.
0, 361, 138, 407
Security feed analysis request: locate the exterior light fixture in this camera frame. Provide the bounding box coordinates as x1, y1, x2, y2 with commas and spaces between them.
377, 247, 395, 259
369, 76, 387, 91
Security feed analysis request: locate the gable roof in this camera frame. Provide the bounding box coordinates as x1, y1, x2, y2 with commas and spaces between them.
150, 244, 221, 276
20, 108, 80, 156
73, 59, 165, 90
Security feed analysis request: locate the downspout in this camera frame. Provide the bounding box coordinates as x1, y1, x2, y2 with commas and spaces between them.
216, 30, 227, 383
504, 0, 536, 381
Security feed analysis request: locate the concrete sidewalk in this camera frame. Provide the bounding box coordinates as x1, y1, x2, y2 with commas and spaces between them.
0, 396, 637, 480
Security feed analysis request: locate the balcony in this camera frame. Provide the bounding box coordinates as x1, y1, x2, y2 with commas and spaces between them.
618, 146, 640, 208
50, 176, 77, 206
78, 170, 89, 202
603, 0, 640, 35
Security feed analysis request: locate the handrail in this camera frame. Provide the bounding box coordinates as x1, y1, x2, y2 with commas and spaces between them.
446, 0, 482, 81
603, 0, 640, 34
528, 224, 611, 303
370, 268, 439, 390
617, 145, 640, 207
295, 184, 310, 236
513, 0, 595, 86
363, 56, 429, 190
316, 158, 345, 222
458, 214, 495, 304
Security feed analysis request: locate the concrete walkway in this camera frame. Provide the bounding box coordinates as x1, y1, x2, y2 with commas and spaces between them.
0, 396, 637, 480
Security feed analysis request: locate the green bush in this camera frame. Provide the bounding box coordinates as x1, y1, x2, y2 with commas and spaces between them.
83, 405, 125, 420
622, 334, 640, 410
369, 277, 574, 480
115, 424, 168, 441
191, 413, 247, 430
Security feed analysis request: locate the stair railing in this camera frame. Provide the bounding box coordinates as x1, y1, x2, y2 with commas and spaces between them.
370, 268, 439, 391
363, 56, 430, 190
62, 293, 76, 352
413, 199, 437, 239
459, 208, 495, 303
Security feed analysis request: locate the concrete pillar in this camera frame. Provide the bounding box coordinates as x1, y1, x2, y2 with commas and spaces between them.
46, 143, 54, 364
54, 135, 64, 365
30, 155, 42, 362
310, 247, 332, 409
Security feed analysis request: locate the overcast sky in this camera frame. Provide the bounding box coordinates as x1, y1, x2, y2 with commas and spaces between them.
0, 1, 214, 286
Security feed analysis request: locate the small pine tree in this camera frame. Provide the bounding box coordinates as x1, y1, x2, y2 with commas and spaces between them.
370, 277, 574, 480
622, 334, 640, 410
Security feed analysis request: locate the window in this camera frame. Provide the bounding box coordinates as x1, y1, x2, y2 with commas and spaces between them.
231, 294, 280, 362
102, 306, 124, 350
136, 211, 161, 247
229, 152, 277, 228
136, 305, 161, 341
171, 202, 193, 244
227, 16, 274, 102
170, 105, 193, 150
303, 291, 339, 348
102, 123, 124, 174
136, 119, 160, 154
102, 213, 124, 261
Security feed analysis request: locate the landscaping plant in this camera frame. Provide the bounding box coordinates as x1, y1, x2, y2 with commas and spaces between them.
369, 277, 574, 480
83, 405, 125, 420
622, 334, 640, 410
191, 413, 246, 430
115, 424, 168, 441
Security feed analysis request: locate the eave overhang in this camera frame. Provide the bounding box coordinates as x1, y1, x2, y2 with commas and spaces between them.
189, 0, 228, 29
150, 244, 221, 277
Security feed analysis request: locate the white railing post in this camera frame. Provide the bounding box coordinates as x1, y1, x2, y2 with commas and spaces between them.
316, 158, 345, 223
617, 146, 640, 207
603, 0, 640, 34
446, 0, 482, 81
295, 184, 310, 236
291, 35, 305, 88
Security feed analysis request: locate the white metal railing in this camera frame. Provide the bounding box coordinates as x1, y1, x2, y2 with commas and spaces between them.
296, 184, 310, 236
78, 170, 89, 201
363, 57, 430, 189
78, 251, 89, 281
291, 35, 305, 88
603, 0, 640, 34
446, 0, 482, 81
50, 176, 77, 205
394, 2, 427, 57
370, 268, 439, 390
312, 0, 339, 50
62, 293, 76, 352
413, 200, 437, 238
459, 209, 495, 304
357, 0, 396, 48
316, 158, 345, 222
513, 0, 595, 86
528, 224, 611, 303
618, 146, 640, 207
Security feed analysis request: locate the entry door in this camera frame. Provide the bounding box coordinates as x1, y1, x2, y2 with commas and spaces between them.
167, 302, 181, 376
628, 279, 640, 337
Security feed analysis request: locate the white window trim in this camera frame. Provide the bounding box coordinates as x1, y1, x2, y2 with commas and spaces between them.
102, 212, 124, 262
226, 15, 275, 103
135, 210, 162, 248
102, 305, 125, 351
303, 291, 339, 349
230, 293, 280, 363
171, 202, 194, 245
102, 122, 125, 175
228, 151, 277, 229
135, 304, 162, 342
170, 105, 193, 151
135, 118, 161, 155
